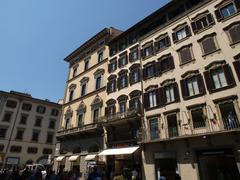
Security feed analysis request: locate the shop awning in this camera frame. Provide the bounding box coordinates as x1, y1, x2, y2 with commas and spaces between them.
99, 146, 139, 156
69, 155, 79, 162
85, 154, 97, 161
56, 156, 65, 162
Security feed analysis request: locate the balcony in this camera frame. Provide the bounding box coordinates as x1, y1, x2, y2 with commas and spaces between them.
100, 109, 141, 125
142, 115, 240, 143
56, 121, 102, 138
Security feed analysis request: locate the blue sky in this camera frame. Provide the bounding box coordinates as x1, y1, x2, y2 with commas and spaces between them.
0, 0, 170, 102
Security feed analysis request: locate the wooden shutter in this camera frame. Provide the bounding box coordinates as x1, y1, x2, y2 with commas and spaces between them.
223, 64, 236, 86
150, 45, 154, 55
113, 79, 117, 91
202, 37, 217, 55
108, 64, 111, 73
196, 74, 206, 95
207, 13, 215, 26
106, 82, 110, 93
172, 32, 177, 43
203, 71, 214, 93
173, 83, 180, 102
180, 79, 188, 99
129, 52, 133, 62
165, 36, 171, 47
129, 72, 133, 85
144, 93, 150, 109
105, 107, 108, 116
185, 25, 191, 37
156, 61, 161, 76
214, 9, 223, 22
125, 54, 129, 64
169, 55, 175, 70
154, 41, 159, 52
180, 47, 192, 64
235, 0, 240, 11
125, 75, 129, 87
229, 25, 240, 43
233, 61, 240, 81
156, 88, 161, 106
140, 49, 145, 59
159, 87, 166, 106
191, 22, 198, 33
117, 78, 121, 89
143, 68, 147, 80
153, 62, 157, 76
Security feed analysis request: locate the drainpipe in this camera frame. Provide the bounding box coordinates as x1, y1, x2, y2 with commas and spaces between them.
3, 98, 22, 168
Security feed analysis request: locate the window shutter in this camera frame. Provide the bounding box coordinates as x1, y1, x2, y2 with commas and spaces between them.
143, 68, 147, 80
153, 62, 157, 76
156, 88, 161, 106
108, 64, 111, 73
202, 37, 216, 55
129, 52, 133, 62
144, 93, 150, 109
118, 58, 121, 68
191, 22, 198, 33
165, 36, 171, 47
105, 107, 108, 116
235, 0, 240, 11
150, 45, 154, 55
229, 25, 240, 43
180, 79, 188, 99
196, 74, 206, 95
172, 32, 177, 43
129, 99, 134, 110
140, 49, 144, 58
129, 72, 133, 85
173, 83, 180, 102
185, 25, 191, 37
138, 69, 141, 82
214, 9, 223, 22
233, 61, 240, 81
207, 13, 215, 26
125, 75, 129, 87
114, 60, 117, 70
158, 87, 166, 106
223, 64, 236, 86
156, 61, 161, 76
125, 54, 129, 64
113, 79, 117, 91
203, 71, 214, 93
169, 56, 175, 70
113, 105, 116, 114
117, 78, 121, 90
154, 41, 159, 52
107, 82, 110, 94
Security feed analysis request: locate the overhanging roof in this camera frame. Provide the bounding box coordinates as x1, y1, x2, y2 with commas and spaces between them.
99, 146, 139, 156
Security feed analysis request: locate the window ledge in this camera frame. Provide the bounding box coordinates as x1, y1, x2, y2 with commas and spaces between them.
230, 40, 240, 47
155, 46, 170, 55
183, 93, 205, 101
180, 59, 195, 67
221, 11, 240, 23
142, 54, 155, 60
202, 49, 221, 58
174, 36, 191, 45
209, 84, 236, 94
194, 25, 214, 35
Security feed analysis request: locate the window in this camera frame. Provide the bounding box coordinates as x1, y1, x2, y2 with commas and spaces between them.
181, 74, 206, 99
72, 67, 77, 78
22, 103, 32, 111
108, 58, 117, 73
98, 51, 104, 63
19, 114, 28, 125
46, 133, 54, 144
178, 45, 194, 65
81, 83, 87, 96
167, 114, 179, 137
165, 86, 175, 103
119, 101, 126, 113
149, 118, 159, 140
27, 147, 38, 154
69, 90, 74, 102
118, 54, 128, 68
143, 63, 156, 79
199, 34, 218, 55
148, 91, 157, 108
43, 148, 53, 154
191, 108, 206, 128
6, 100, 17, 108
65, 118, 70, 129
119, 39, 128, 51
10, 145, 22, 153
35, 117, 42, 127
106, 105, 115, 117
15, 129, 24, 140
118, 75, 128, 89
129, 48, 138, 62
51, 109, 59, 116
129, 97, 140, 111
158, 55, 175, 73
215, 2, 239, 21
141, 44, 154, 59
110, 44, 117, 56
107, 79, 116, 94
36, 106, 46, 114
0, 144, 4, 152
32, 131, 39, 142
0, 127, 8, 138
154, 36, 171, 52
129, 69, 140, 85
233, 54, 240, 81
204, 64, 236, 93
48, 119, 55, 129
84, 59, 89, 71
95, 75, 102, 90
191, 13, 215, 33
224, 22, 240, 44
93, 108, 100, 123
2, 112, 12, 122
172, 25, 191, 43
77, 114, 84, 127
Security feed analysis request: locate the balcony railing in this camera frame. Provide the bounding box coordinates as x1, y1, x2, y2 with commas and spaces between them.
56, 121, 101, 137
100, 108, 141, 124
142, 115, 240, 143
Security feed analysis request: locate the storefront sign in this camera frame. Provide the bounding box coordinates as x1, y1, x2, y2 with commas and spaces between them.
6, 157, 19, 165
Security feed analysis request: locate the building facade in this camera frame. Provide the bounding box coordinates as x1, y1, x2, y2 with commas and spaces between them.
54, 28, 121, 178
56, 0, 240, 179
0, 90, 61, 168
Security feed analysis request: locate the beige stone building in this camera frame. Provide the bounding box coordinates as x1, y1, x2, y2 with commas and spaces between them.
0, 90, 61, 168
54, 28, 121, 178
55, 0, 240, 179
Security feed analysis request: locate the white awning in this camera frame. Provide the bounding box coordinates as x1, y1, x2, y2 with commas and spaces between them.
99, 146, 139, 156
56, 156, 65, 162
69, 155, 79, 162
85, 154, 97, 161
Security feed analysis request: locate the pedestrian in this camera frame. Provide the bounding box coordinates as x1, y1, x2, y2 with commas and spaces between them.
87, 166, 101, 180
